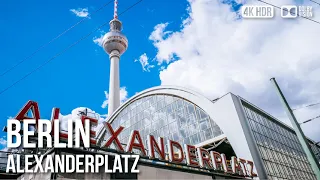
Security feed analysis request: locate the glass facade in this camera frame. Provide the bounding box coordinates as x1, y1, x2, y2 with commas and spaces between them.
242, 103, 317, 180
310, 143, 320, 164
109, 94, 223, 154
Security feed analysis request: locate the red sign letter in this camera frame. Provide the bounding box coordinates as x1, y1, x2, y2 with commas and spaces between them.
197, 147, 212, 169
103, 123, 124, 151
231, 156, 244, 176
147, 135, 165, 160
126, 130, 146, 156
238, 158, 248, 176
221, 153, 233, 173
210, 151, 224, 171
50, 108, 68, 141
246, 160, 257, 177
168, 140, 184, 163
184, 145, 199, 167
15, 101, 41, 130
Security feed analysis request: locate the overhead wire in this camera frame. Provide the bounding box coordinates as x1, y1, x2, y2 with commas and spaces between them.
0, 0, 113, 78
2, 0, 318, 96
257, 0, 320, 25
310, 0, 320, 6
0, 0, 143, 96
260, 0, 320, 126
300, 115, 320, 124
254, 1, 320, 126
292, 102, 320, 111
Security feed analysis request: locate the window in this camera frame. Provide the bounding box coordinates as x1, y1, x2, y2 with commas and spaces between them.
109, 94, 223, 151
243, 103, 317, 180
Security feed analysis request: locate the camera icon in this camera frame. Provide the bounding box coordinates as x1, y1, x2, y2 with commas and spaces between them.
281, 6, 298, 18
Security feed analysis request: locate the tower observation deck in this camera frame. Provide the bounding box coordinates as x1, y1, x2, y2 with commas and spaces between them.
102, 0, 128, 116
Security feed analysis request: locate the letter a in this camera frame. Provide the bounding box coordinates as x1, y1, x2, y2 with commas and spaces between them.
15, 101, 41, 129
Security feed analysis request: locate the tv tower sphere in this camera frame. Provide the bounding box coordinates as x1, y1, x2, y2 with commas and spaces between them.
102, 19, 128, 55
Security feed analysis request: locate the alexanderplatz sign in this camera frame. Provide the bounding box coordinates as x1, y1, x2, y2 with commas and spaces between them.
5, 101, 258, 178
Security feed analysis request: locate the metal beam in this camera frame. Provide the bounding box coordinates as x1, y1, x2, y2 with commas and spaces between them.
270, 77, 320, 179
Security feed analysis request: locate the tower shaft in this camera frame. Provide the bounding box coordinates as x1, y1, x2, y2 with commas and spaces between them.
102, 0, 128, 116
108, 50, 121, 116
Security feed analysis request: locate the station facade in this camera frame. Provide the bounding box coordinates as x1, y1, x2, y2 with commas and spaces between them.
2, 85, 320, 180
102, 86, 320, 180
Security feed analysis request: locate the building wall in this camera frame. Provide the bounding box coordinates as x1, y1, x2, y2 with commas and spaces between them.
103, 87, 260, 177
241, 100, 317, 180
17, 152, 53, 180
15, 148, 242, 180
102, 86, 320, 179
16, 151, 111, 180
57, 169, 110, 180
56, 152, 111, 180
208, 93, 261, 176
138, 165, 213, 179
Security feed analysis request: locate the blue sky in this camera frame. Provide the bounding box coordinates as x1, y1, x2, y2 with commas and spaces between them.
0, 0, 193, 147
1, 0, 320, 149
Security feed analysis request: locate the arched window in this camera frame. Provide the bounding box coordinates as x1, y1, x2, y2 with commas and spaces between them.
110, 94, 223, 147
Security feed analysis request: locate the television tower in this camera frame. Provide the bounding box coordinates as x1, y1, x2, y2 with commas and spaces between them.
102, 0, 128, 116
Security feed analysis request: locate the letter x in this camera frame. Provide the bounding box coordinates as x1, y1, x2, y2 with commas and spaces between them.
104, 123, 124, 151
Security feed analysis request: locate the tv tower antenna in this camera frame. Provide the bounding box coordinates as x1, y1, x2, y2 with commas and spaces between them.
102, 0, 128, 116
114, 0, 118, 19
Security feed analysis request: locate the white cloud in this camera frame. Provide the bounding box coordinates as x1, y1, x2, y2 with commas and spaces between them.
0, 137, 6, 146
70, 8, 90, 18
149, 0, 320, 141
149, 23, 174, 64
93, 33, 105, 47
120, 87, 129, 103
101, 91, 109, 109
159, 66, 165, 71
150, 23, 169, 42
135, 53, 155, 72
101, 87, 129, 109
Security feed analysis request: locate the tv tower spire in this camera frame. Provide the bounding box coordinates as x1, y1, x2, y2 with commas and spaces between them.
102, 0, 128, 116
114, 0, 118, 19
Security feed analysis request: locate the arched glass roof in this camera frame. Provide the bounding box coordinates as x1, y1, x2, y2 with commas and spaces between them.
110, 94, 224, 147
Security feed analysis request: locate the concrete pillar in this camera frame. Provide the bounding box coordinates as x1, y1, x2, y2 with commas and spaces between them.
232, 95, 268, 179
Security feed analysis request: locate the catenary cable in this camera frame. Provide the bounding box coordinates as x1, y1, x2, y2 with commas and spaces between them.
300, 115, 320, 124
0, 0, 143, 96
256, 1, 320, 125
310, 0, 320, 6
0, 0, 113, 78
292, 102, 320, 111
257, 0, 320, 25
